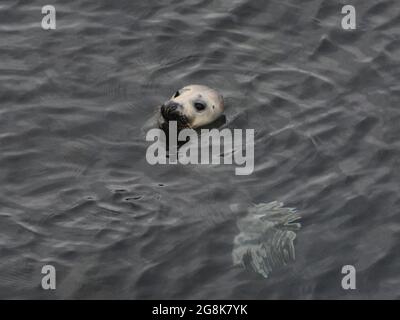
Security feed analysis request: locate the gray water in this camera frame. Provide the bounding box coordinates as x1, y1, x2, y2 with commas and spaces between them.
1, 0, 400, 299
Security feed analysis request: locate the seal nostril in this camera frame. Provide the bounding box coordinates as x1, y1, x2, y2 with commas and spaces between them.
168, 102, 179, 111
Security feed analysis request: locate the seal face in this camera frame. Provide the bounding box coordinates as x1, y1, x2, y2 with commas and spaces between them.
158, 84, 224, 130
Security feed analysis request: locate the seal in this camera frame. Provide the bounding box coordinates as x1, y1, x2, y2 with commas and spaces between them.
158, 84, 224, 130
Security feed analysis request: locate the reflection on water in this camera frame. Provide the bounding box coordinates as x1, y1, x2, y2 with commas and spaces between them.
233, 201, 300, 278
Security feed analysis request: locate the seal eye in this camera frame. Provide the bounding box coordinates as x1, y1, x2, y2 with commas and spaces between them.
173, 91, 180, 98
194, 102, 206, 111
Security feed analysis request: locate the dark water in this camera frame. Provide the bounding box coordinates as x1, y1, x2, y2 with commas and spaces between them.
1, 0, 400, 299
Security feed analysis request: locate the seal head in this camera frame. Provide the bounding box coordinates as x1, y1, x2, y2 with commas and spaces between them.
158, 84, 224, 130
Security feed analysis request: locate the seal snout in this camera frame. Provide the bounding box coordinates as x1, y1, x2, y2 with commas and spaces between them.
161, 101, 183, 121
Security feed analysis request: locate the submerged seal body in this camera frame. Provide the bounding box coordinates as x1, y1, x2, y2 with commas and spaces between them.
158, 84, 224, 130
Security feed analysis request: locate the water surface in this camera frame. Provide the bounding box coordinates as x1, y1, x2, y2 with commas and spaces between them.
1, 0, 400, 299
